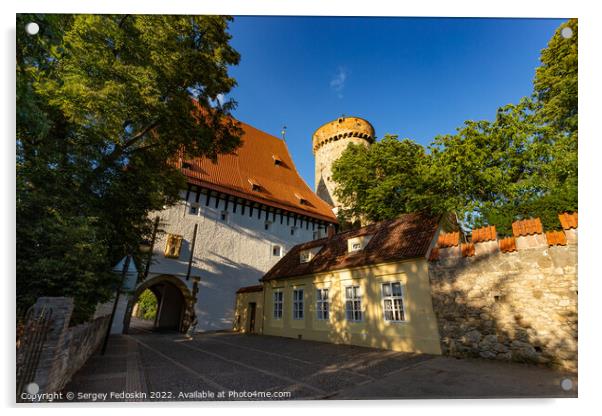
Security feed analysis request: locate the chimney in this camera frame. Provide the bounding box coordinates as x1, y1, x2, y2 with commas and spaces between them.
327, 224, 336, 239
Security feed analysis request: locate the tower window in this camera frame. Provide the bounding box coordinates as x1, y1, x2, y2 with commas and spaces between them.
220, 211, 229, 222
272, 245, 282, 257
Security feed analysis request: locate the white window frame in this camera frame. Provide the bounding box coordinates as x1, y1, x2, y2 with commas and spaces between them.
381, 282, 406, 323
345, 285, 363, 322
272, 245, 282, 257
273, 290, 283, 320
293, 288, 304, 320
316, 288, 330, 321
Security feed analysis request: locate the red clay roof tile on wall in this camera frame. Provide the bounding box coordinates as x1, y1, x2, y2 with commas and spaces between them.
461, 242, 475, 257
546, 230, 568, 247
558, 212, 578, 230
437, 231, 460, 248
512, 218, 543, 237
499, 237, 517, 253
471, 225, 497, 243
180, 119, 337, 223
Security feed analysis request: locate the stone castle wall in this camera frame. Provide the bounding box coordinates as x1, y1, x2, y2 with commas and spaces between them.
428, 214, 578, 371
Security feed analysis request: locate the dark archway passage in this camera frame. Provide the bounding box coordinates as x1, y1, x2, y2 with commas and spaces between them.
125, 275, 194, 333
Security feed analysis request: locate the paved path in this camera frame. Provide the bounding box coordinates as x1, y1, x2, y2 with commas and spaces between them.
63, 324, 577, 401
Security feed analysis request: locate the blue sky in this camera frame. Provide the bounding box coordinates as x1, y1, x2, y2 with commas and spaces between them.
226, 16, 566, 189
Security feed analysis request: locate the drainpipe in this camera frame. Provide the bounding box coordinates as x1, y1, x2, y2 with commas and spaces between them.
185, 223, 198, 281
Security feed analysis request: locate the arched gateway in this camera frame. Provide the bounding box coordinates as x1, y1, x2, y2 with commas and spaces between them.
124, 275, 195, 333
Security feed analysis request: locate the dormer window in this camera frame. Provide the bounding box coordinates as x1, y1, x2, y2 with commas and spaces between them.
294, 193, 309, 206
182, 161, 193, 170
248, 178, 261, 192
300, 250, 312, 263
272, 154, 283, 166
347, 235, 373, 253
299, 246, 323, 264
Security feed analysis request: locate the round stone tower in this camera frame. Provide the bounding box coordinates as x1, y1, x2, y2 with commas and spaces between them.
312, 116, 375, 211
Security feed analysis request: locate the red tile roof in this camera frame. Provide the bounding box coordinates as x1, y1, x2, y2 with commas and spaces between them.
512, 218, 543, 237
558, 212, 578, 230
499, 237, 517, 253
471, 225, 497, 243
235, 285, 263, 294
437, 231, 460, 248
261, 213, 439, 281
179, 120, 337, 223
546, 230, 568, 247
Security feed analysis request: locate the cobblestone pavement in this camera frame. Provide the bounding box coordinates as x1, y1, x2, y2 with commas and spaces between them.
63, 322, 577, 402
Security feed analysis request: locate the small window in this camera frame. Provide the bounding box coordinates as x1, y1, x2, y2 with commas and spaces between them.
189, 204, 199, 215
316, 288, 329, 320
164, 234, 183, 259
345, 285, 363, 322
272, 154, 283, 166
294, 192, 309, 205
293, 289, 304, 320
347, 235, 373, 253
300, 250, 311, 263
290, 227, 296, 236
382, 282, 406, 322
220, 211, 229, 222
264, 221, 272, 231
273, 290, 283, 319
182, 161, 193, 169
248, 178, 261, 192
272, 245, 282, 257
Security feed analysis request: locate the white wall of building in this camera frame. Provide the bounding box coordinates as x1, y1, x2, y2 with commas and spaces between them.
146, 189, 329, 331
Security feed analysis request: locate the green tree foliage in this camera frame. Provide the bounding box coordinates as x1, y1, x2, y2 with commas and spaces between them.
332, 19, 577, 235
17, 14, 241, 321
135, 289, 158, 321
332, 135, 428, 222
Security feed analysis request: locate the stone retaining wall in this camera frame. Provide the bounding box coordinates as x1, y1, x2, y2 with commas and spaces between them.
428, 214, 578, 371
23, 297, 111, 395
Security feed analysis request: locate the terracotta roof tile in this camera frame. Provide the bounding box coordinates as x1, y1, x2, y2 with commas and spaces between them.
471, 225, 497, 243
512, 218, 543, 237
235, 284, 263, 294
261, 213, 439, 281
437, 231, 460, 248
546, 230, 567, 247
558, 212, 578, 230
461, 242, 475, 257
499, 237, 517, 253
180, 118, 337, 223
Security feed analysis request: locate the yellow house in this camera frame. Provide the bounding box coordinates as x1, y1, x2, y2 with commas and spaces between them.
234, 213, 443, 355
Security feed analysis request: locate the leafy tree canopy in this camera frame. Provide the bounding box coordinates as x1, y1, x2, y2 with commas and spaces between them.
332, 19, 577, 236
17, 14, 242, 321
